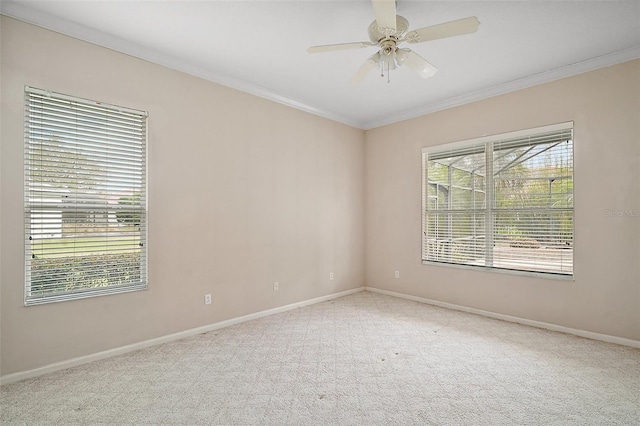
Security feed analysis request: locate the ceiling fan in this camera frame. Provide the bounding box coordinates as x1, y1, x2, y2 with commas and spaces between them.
307, 0, 480, 83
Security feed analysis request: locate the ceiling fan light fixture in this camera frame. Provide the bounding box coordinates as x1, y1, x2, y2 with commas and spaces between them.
400, 49, 438, 79
396, 48, 409, 65
380, 47, 397, 70
350, 52, 382, 84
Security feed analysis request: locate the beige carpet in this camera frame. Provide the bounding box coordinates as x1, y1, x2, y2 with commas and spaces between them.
1, 291, 639, 425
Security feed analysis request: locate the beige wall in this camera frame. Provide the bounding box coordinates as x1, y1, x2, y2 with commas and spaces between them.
1, 15, 638, 378
365, 59, 640, 341
0, 17, 365, 375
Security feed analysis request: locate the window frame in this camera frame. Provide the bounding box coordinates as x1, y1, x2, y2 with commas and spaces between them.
421, 122, 574, 280
23, 86, 149, 305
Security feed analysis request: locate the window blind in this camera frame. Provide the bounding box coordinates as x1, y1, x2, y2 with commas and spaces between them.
24, 87, 148, 304
422, 123, 573, 277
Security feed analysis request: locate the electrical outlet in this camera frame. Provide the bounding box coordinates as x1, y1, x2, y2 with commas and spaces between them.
329, 272, 334, 280
395, 270, 400, 279
273, 282, 279, 291
204, 293, 212, 305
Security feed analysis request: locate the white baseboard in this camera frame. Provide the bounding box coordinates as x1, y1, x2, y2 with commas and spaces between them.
0, 286, 365, 385
365, 286, 640, 349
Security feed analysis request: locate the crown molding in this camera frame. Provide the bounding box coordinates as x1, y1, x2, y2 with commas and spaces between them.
362, 45, 640, 129
0, 1, 366, 129
2, 1, 638, 132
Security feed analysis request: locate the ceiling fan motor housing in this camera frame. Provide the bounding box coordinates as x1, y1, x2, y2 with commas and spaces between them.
368, 15, 409, 43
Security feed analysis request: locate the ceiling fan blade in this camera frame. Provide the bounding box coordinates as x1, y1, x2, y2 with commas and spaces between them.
372, 0, 397, 33
307, 41, 375, 54
405, 16, 480, 44
396, 49, 438, 79
350, 52, 381, 84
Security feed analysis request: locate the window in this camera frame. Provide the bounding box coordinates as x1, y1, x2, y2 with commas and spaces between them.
24, 87, 148, 304
422, 123, 573, 277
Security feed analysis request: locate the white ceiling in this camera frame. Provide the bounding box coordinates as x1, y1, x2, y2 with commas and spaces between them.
2, 0, 639, 129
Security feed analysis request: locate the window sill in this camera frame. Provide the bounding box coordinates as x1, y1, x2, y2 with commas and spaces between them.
422, 260, 575, 281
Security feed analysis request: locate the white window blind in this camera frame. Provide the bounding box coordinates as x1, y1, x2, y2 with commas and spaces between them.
24, 87, 148, 305
422, 123, 573, 277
